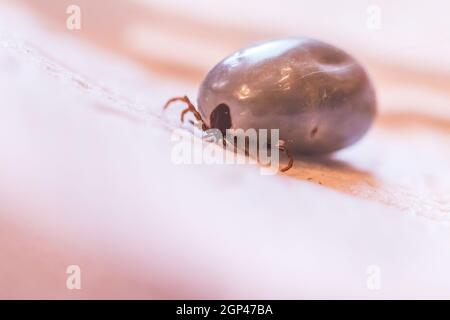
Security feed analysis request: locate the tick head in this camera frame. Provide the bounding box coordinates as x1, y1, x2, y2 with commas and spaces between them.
209, 103, 232, 137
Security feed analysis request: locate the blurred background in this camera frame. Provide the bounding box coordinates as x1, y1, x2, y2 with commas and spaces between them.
1, 0, 450, 299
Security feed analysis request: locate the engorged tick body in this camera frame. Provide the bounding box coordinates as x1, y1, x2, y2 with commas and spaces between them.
164, 37, 377, 172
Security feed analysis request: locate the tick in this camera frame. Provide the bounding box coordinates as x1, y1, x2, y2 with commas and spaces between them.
164, 37, 377, 172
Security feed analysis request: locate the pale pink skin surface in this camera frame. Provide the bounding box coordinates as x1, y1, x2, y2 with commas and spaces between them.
1, 0, 450, 299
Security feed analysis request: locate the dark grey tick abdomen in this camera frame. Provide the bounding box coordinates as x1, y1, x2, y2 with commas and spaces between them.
197, 37, 377, 154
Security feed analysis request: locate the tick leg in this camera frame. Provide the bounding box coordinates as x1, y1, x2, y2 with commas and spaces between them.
163, 95, 209, 130
180, 107, 191, 122
278, 145, 294, 172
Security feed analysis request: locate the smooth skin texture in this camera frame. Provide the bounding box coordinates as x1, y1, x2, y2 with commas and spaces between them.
197, 37, 377, 154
